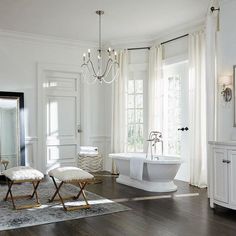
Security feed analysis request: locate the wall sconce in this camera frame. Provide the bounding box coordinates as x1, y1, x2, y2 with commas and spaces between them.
219, 75, 232, 102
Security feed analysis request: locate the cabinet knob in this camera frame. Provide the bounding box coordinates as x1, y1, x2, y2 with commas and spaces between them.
227, 160, 231, 164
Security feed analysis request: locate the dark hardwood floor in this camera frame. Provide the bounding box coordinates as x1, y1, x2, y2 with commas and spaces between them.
1, 173, 236, 236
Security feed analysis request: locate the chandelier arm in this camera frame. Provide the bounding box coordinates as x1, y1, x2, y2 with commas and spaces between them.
81, 64, 97, 84
87, 60, 98, 77
102, 62, 120, 83
102, 65, 120, 84
100, 58, 113, 78
102, 61, 119, 79
81, 63, 96, 78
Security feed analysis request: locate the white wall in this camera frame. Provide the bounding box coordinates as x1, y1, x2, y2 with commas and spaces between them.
217, 0, 236, 141
0, 31, 107, 168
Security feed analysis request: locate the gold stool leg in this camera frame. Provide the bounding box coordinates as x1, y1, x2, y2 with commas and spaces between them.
49, 177, 91, 211
4, 179, 16, 209
4, 179, 42, 210
49, 178, 67, 211
31, 181, 41, 204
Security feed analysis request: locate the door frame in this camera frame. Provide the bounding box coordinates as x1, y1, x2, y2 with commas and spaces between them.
37, 63, 82, 173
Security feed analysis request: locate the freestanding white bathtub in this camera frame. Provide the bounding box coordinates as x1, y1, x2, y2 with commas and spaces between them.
109, 153, 183, 192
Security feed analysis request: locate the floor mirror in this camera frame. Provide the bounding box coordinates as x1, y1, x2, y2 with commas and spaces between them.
0, 92, 25, 173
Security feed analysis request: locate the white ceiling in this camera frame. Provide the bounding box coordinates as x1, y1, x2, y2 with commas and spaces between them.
0, 0, 209, 43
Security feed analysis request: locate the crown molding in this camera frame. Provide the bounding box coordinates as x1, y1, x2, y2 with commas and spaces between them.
0, 29, 98, 48
109, 36, 154, 48
110, 17, 205, 48
153, 18, 205, 45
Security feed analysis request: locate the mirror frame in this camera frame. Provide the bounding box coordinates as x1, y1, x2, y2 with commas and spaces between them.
0, 91, 25, 166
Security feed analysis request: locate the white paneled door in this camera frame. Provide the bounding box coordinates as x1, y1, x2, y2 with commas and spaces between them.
38, 64, 81, 173
163, 60, 189, 182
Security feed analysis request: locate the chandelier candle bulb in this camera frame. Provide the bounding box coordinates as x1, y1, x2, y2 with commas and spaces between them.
108, 48, 111, 57
83, 53, 86, 62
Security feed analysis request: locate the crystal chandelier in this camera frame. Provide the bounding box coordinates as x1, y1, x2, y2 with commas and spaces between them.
81, 10, 120, 84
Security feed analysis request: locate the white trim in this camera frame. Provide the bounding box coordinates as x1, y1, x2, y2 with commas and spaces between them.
0, 29, 98, 48
110, 18, 205, 47
25, 136, 38, 142
0, 154, 17, 158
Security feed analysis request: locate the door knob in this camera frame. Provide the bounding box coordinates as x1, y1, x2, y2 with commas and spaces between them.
77, 125, 82, 133
178, 128, 184, 131
178, 127, 189, 131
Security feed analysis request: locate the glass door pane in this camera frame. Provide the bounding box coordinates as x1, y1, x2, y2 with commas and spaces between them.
163, 60, 190, 182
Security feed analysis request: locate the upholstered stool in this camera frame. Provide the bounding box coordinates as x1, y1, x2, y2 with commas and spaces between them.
3, 166, 44, 210
48, 166, 94, 211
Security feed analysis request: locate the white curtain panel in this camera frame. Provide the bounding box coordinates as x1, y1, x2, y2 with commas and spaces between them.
111, 50, 128, 174
206, 0, 219, 142
148, 45, 163, 133
189, 31, 207, 188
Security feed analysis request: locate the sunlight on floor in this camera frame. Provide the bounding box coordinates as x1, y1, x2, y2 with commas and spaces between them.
26, 193, 199, 211
112, 193, 200, 203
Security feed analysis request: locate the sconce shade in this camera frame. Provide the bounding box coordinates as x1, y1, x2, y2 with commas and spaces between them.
219, 75, 232, 86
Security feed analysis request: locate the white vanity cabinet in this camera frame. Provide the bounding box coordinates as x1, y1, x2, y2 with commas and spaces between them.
209, 141, 236, 209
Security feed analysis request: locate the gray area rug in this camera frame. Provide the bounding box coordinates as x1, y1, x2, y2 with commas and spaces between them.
0, 181, 130, 231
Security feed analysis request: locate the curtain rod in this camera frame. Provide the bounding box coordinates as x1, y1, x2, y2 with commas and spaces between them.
161, 34, 189, 45
128, 47, 150, 51
127, 34, 189, 51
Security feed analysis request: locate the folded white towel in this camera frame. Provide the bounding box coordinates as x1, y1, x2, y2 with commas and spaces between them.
130, 157, 144, 181
80, 146, 98, 152
79, 152, 99, 157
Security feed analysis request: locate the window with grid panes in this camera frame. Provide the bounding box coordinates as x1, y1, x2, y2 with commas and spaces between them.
127, 74, 144, 152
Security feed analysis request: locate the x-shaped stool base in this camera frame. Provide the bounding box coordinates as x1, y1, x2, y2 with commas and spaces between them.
49, 176, 91, 211
4, 178, 41, 210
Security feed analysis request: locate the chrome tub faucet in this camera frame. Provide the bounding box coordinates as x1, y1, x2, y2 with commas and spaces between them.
146, 131, 163, 160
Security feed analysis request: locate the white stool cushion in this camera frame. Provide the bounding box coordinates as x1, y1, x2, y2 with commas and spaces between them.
49, 167, 94, 182
3, 166, 44, 181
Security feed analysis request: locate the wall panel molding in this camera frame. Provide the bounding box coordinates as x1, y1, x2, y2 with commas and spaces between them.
25, 136, 38, 168
0, 29, 97, 48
